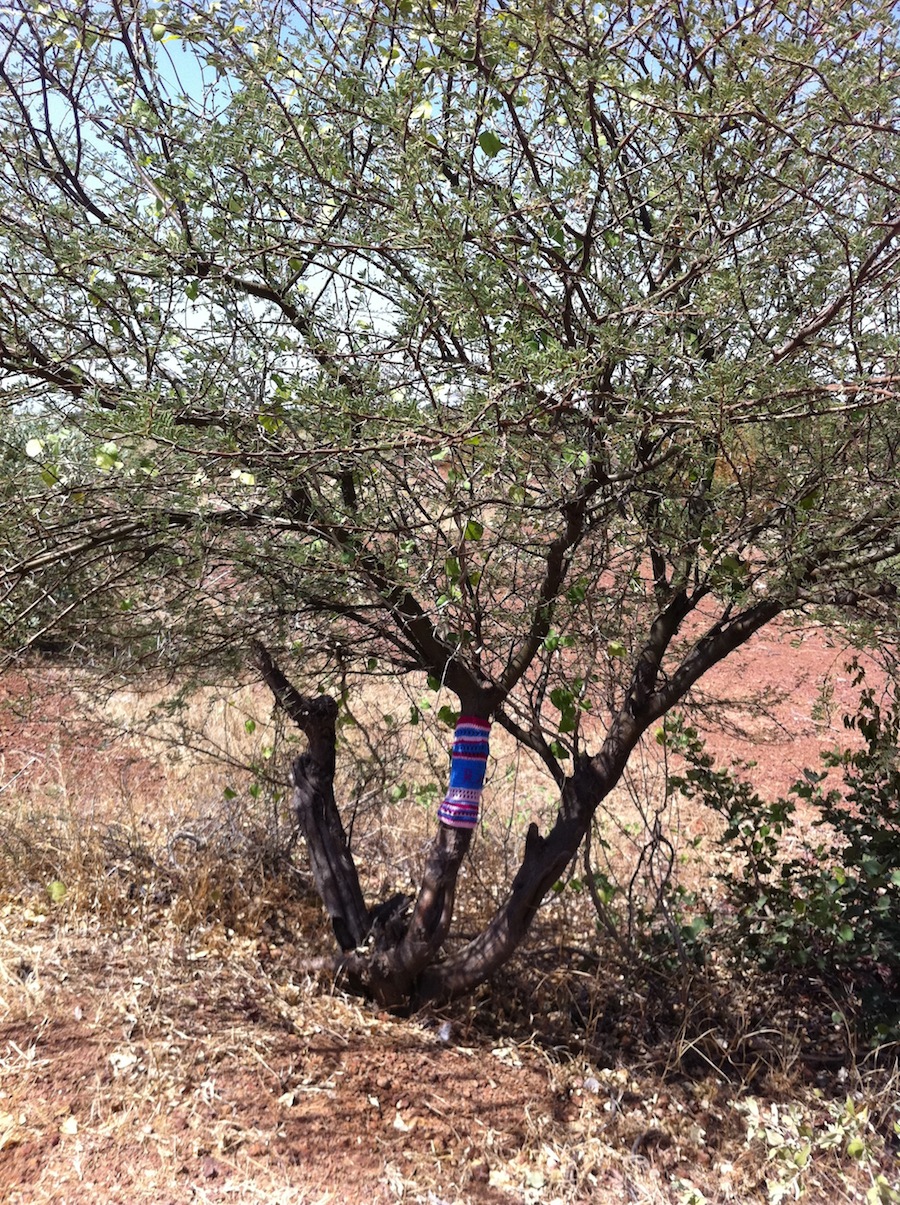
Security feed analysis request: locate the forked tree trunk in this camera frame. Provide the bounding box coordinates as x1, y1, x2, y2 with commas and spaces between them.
251, 641, 623, 1007
415, 723, 652, 1002
252, 595, 782, 1009
417, 763, 606, 1003
252, 641, 473, 1002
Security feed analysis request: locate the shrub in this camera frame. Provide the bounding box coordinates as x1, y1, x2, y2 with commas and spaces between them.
666, 666, 900, 1043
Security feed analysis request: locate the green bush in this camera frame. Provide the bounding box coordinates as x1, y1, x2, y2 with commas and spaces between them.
666, 666, 900, 1043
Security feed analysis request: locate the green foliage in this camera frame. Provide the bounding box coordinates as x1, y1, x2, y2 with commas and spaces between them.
0, 0, 899, 842
1, 8, 899, 1021
667, 669, 900, 1042
739, 1095, 900, 1205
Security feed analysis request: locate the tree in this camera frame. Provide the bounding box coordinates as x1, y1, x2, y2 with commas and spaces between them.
1, 0, 899, 1007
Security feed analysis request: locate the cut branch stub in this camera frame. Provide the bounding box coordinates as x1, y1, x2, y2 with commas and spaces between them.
251, 640, 368, 950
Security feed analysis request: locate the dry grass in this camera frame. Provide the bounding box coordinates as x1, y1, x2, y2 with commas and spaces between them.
0, 663, 898, 1203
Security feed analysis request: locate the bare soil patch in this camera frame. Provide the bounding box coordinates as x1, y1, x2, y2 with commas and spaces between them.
0, 919, 635, 1204
691, 624, 882, 798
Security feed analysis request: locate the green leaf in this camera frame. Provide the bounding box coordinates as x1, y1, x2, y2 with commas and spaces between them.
478, 130, 504, 157
464, 518, 484, 540
47, 880, 67, 904
546, 220, 565, 248
607, 640, 627, 659
244, 718, 256, 734
94, 441, 120, 472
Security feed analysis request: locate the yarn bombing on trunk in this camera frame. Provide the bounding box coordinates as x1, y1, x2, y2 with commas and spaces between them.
437, 716, 491, 830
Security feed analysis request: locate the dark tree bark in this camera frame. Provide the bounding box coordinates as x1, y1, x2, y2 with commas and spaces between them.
251, 640, 368, 951
417, 759, 605, 1003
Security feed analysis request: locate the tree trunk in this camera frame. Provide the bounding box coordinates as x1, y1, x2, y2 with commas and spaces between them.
253, 595, 785, 1009
343, 824, 474, 1008
290, 719, 369, 952
416, 764, 602, 1003
414, 728, 637, 1004
251, 641, 368, 950
252, 644, 645, 1008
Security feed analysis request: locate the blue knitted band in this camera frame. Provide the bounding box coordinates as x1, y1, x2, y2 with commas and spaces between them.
437, 716, 491, 830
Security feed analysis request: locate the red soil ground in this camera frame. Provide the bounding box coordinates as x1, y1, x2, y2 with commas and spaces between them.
0, 628, 892, 1203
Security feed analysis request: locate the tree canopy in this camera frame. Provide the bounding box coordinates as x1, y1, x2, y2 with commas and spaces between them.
2, 0, 899, 1003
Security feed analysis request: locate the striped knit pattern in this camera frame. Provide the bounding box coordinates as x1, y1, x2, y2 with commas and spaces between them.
437, 716, 491, 830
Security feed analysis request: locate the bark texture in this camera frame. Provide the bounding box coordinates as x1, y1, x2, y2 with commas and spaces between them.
251, 641, 367, 950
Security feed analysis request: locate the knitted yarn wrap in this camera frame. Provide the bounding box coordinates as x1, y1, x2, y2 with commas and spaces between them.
436, 716, 491, 830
